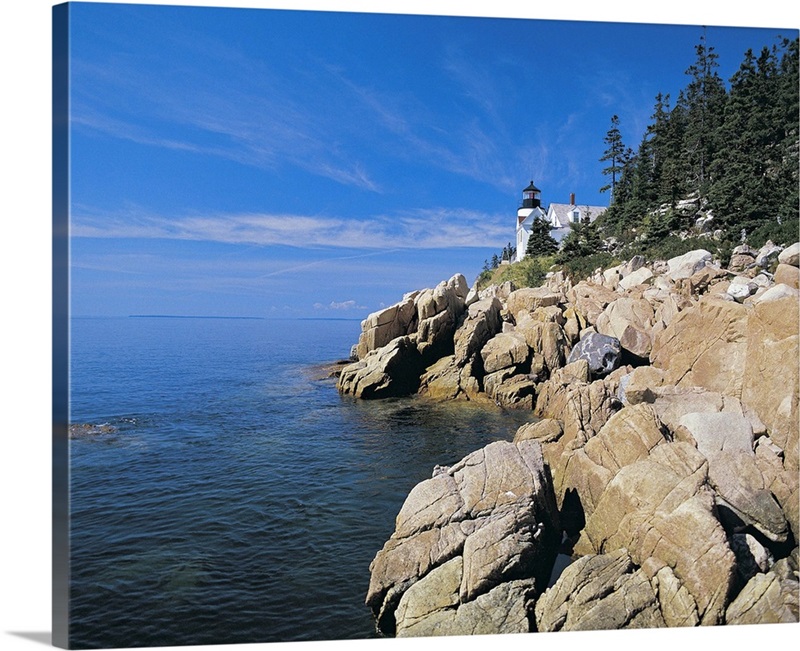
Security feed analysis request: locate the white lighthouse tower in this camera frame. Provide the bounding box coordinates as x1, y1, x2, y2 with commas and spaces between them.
515, 181, 547, 262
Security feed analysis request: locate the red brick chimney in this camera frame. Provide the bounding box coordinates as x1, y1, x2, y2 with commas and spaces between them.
569, 193, 575, 205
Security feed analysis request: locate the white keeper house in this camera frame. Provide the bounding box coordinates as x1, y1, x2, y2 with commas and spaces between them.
515, 181, 607, 262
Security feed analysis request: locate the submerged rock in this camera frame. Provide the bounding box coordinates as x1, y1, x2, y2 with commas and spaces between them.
69, 423, 117, 439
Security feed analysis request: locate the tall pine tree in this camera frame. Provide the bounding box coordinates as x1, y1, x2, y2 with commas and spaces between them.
599, 115, 626, 198
680, 33, 727, 200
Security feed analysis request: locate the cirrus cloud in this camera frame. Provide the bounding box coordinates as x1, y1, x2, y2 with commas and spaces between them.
71, 204, 513, 250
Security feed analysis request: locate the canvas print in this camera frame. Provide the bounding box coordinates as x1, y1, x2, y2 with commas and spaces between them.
53, 1, 799, 648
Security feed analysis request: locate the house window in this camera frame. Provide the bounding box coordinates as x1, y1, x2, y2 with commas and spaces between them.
572, 210, 581, 223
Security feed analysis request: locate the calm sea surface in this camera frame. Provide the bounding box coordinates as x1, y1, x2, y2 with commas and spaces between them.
68, 317, 533, 648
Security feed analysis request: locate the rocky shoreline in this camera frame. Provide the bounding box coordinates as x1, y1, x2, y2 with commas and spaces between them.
337, 242, 800, 635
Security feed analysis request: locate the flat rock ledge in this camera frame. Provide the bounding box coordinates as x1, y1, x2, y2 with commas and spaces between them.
356, 245, 800, 637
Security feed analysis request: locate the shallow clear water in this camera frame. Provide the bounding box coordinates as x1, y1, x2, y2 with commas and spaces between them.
68, 317, 532, 648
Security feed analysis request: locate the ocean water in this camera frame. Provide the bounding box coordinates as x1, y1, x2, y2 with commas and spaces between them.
67, 316, 533, 648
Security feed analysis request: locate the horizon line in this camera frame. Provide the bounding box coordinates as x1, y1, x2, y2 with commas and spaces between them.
128, 314, 266, 320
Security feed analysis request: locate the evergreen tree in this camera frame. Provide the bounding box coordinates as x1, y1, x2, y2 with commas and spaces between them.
599, 115, 626, 198
706, 47, 761, 233
555, 222, 585, 264
774, 37, 799, 236
645, 209, 679, 241
611, 147, 637, 208
555, 215, 602, 263
637, 93, 672, 208
680, 33, 727, 199
500, 242, 516, 262
573, 34, 797, 259
707, 38, 798, 242
525, 216, 558, 257
580, 212, 603, 252
658, 95, 688, 206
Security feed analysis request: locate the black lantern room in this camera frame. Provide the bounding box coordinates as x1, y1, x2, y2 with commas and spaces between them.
521, 181, 541, 209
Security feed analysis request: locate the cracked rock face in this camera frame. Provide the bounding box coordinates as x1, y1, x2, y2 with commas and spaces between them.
574, 442, 737, 625
535, 549, 667, 632
534, 361, 621, 445
726, 569, 799, 625
651, 294, 799, 470
394, 556, 537, 637
365, 440, 560, 636
549, 403, 670, 521
337, 336, 423, 399
706, 449, 789, 543
340, 252, 800, 636
650, 297, 750, 397
505, 288, 562, 321
453, 297, 503, 367
595, 297, 656, 359
354, 273, 469, 362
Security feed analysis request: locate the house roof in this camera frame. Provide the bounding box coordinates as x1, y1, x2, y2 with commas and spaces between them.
518, 206, 547, 229
547, 203, 607, 228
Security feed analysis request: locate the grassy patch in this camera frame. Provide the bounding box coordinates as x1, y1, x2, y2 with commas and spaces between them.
475, 256, 556, 291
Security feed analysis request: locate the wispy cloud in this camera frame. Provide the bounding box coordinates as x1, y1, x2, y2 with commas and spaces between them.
71, 16, 553, 199
71, 205, 511, 250
313, 299, 368, 311
441, 45, 510, 124
69, 42, 384, 192
330, 59, 523, 193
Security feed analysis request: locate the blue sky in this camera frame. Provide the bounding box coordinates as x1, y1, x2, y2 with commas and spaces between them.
65, 2, 795, 317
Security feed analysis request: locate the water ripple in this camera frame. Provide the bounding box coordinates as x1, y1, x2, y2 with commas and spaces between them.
67, 318, 533, 647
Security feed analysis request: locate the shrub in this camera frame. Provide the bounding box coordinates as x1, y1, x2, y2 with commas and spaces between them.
557, 252, 616, 281
745, 219, 800, 249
